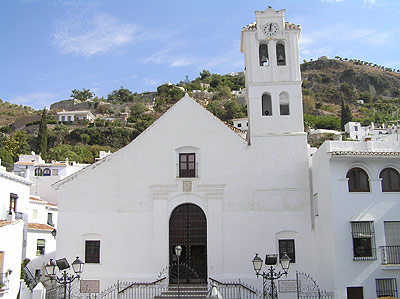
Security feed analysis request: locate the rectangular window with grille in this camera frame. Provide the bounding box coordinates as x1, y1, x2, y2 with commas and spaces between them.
351, 221, 376, 260
376, 278, 398, 297
36, 239, 45, 256
279, 239, 295, 263
85, 240, 100, 263
179, 153, 196, 178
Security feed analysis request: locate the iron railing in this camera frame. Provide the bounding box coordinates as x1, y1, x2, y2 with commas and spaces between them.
0, 272, 10, 292
209, 277, 260, 299
22, 266, 38, 291
118, 277, 168, 299
380, 246, 400, 264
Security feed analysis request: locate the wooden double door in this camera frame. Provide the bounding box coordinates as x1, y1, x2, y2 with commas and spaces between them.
169, 204, 207, 284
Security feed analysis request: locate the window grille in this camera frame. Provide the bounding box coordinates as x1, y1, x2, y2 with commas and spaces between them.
279, 239, 295, 263
85, 240, 100, 263
346, 168, 370, 192
37, 239, 45, 256
380, 168, 400, 192
376, 278, 398, 297
179, 153, 196, 178
351, 221, 376, 260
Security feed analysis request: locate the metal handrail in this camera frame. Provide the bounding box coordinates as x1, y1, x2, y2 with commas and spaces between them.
209, 277, 257, 295
118, 277, 167, 294
380, 245, 400, 264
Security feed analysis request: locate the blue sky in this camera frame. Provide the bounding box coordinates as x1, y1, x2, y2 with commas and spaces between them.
1, 0, 399, 110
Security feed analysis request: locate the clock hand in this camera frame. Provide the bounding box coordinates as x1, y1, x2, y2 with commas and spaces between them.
269, 23, 272, 31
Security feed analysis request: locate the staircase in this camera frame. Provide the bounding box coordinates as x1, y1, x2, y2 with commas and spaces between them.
154, 284, 208, 299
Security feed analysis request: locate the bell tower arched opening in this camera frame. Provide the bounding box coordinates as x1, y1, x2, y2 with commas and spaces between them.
169, 203, 207, 284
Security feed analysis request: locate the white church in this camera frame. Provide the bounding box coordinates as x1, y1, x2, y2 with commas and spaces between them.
54, 7, 400, 299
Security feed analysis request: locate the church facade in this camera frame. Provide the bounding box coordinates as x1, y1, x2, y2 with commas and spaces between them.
54, 7, 400, 299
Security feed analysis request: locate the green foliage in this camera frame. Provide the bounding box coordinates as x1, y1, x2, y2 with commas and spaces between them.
206, 99, 246, 121
108, 87, 134, 102
359, 91, 373, 103
129, 102, 147, 121
47, 144, 93, 163
304, 114, 341, 130
340, 99, 352, 130
200, 70, 211, 80
0, 125, 11, 134
0, 147, 14, 165
342, 68, 355, 77
1, 131, 31, 161
154, 84, 185, 113
36, 109, 48, 159
70, 88, 94, 101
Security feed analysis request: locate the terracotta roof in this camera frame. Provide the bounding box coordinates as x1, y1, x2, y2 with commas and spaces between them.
242, 21, 301, 32
332, 151, 400, 157
46, 202, 58, 208
28, 223, 54, 231
15, 161, 35, 165
0, 220, 16, 227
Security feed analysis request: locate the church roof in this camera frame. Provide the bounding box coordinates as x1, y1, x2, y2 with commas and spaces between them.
241, 21, 301, 32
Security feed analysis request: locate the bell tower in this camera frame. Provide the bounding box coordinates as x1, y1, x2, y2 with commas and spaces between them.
241, 7, 304, 140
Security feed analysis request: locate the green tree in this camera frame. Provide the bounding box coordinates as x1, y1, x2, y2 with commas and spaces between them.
70, 89, 95, 101
36, 108, 48, 159
2, 131, 31, 161
200, 70, 211, 80
108, 87, 134, 102
0, 147, 14, 166
341, 99, 352, 131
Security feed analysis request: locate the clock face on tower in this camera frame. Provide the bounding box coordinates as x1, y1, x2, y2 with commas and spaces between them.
262, 22, 279, 37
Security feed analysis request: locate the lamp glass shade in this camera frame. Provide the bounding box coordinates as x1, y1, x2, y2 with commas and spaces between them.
280, 253, 291, 272
252, 254, 263, 274
175, 245, 182, 257
71, 256, 84, 274
45, 259, 57, 276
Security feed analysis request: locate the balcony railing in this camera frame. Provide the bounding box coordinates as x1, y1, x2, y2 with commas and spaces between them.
0, 273, 10, 292
380, 246, 400, 265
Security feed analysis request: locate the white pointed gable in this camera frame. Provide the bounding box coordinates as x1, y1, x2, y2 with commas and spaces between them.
54, 94, 248, 191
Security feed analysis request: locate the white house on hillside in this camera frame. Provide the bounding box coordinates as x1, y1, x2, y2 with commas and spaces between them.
57, 110, 95, 124
13, 154, 89, 204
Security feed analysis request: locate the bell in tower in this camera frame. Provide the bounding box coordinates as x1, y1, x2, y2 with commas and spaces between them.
240, 6, 304, 138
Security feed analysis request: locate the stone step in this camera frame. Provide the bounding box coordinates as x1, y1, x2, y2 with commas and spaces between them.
155, 285, 209, 299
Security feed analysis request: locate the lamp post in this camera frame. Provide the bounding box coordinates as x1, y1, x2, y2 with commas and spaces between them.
252, 253, 290, 299
175, 245, 182, 298
45, 257, 84, 299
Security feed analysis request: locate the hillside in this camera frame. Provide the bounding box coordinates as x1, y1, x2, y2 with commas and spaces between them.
0, 57, 399, 164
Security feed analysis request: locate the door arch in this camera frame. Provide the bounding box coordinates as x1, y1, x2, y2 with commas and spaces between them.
169, 203, 207, 284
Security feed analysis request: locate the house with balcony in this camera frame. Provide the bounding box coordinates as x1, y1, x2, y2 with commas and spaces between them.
13, 154, 89, 204
57, 110, 95, 124
311, 140, 400, 298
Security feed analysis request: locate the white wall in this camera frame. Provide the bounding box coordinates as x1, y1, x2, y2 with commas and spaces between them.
312, 140, 400, 298
55, 96, 315, 294
0, 221, 24, 298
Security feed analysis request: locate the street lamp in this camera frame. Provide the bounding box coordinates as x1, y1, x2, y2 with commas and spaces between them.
252, 253, 291, 299
175, 245, 182, 298
45, 257, 84, 299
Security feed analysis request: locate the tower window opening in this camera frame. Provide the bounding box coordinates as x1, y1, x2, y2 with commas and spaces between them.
259, 44, 269, 66
262, 93, 272, 116
276, 43, 286, 66
279, 92, 290, 115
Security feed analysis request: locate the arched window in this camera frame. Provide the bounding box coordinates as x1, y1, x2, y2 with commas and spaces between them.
34, 168, 42, 176
276, 43, 286, 66
43, 168, 51, 176
262, 93, 272, 116
259, 44, 269, 66
346, 167, 370, 192
380, 168, 400, 192
279, 92, 290, 115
